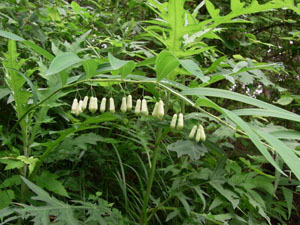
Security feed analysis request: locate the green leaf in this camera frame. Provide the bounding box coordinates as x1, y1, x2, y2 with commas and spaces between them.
35, 171, 70, 198
205, 0, 220, 18
167, 140, 208, 160
182, 87, 297, 114
155, 50, 179, 81
270, 130, 300, 140
16, 156, 38, 176
230, 0, 245, 12
0, 88, 10, 100
274, 96, 294, 105
21, 177, 79, 225
46, 52, 82, 76
82, 59, 98, 79
0, 30, 24, 41
0, 159, 24, 170
223, 109, 283, 174
2, 40, 31, 126
209, 181, 239, 209
232, 108, 300, 123
256, 130, 300, 181
0, 190, 15, 209
23, 40, 54, 61
179, 59, 209, 82
282, 187, 293, 219
108, 53, 135, 79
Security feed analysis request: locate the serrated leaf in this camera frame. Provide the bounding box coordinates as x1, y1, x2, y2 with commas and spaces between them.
35, 171, 69, 198
0, 190, 15, 209
46, 52, 82, 76
167, 140, 208, 160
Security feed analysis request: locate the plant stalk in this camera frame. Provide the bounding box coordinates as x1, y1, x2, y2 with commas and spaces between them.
140, 128, 163, 225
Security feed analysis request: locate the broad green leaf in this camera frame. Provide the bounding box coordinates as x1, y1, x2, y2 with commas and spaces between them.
82, 59, 98, 79
179, 59, 209, 82
35, 171, 69, 198
121, 61, 136, 79
108, 53, 135, 78
256, 130, 300, 181
274, 96, 294, 105
46, 52, 82, 76
156, 50, 179, 81
167, 140, 208, 160
0, 30, 24, 41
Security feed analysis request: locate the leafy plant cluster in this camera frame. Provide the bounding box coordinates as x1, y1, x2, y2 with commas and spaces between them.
0, 0, 300, 224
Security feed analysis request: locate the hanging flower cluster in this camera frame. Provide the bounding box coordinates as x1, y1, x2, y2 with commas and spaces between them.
169, 113, 184, 130
69, 95, 208, 143
189, 125, 206, 142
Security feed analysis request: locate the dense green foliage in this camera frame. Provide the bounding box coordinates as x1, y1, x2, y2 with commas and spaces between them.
0, 0, 300, 224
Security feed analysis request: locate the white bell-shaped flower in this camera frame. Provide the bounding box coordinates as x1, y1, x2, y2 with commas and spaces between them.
100, 97, 106, 113
157, 100, 164, 120
141, 99, 148, 116
82, 96, 88, 111
135, 99, 141, 115
121, 97, 127, 113
109, 97, 115, 113
152, 102, 159, 118
71, 98, 78, 114
170, 114, 177, 129
127, 95, 132, 111
176, 113, 184, 130
189, 125, 197, 140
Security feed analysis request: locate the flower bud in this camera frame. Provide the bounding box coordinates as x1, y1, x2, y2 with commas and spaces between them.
141, 99, 149, 116
71, 98, 78, 114
189, 125, 197, 140
152, 102, 159, 118
82, 96, 88, 111
100, 97, 106, 113
75, 100, 83, 116
89, 97, 98, 113
121, 97, 127, 113
109, 97, 115, 113
157, 100, 164, 120
195, 126, 201, 143
78, 100, 83, 113
170, 114, 177, 129
127, 95, 132, 111
135, 99, 141, 115
199, 125, 206, 142
176, 113, 184, 130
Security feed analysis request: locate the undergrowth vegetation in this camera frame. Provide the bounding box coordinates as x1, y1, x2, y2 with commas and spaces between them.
0, 0, 300, 224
